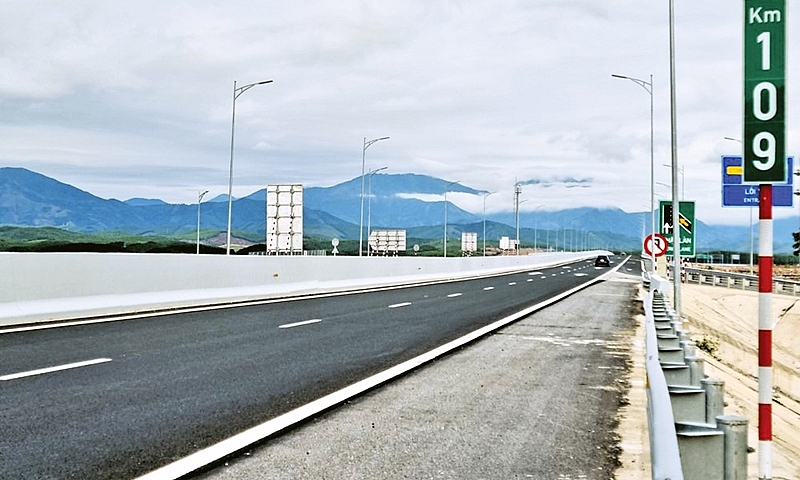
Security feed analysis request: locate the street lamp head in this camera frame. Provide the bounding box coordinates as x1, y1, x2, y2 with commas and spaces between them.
364, 136, 390, 151
257, 80, 274, 85
612, 73, 652, 92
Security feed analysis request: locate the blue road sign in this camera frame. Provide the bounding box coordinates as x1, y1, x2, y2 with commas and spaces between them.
721, 155, 794, 207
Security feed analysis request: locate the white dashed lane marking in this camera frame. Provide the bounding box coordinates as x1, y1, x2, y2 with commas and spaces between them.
447, 293, 463, 298
279, 319, 322, 329
0, 358, 113, 381
388, 302, 412, 309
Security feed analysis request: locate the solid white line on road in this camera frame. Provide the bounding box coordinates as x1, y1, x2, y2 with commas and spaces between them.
0, 358, 113, 381
388, 302, 412, 309
483, 287, 495, 291
279, 319, 322, 329
447, 293, 463, 298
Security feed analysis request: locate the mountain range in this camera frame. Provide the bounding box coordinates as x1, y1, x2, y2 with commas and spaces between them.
0, 166, 795, 253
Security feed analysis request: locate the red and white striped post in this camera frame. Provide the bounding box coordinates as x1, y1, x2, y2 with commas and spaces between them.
758, 184, 773, 478
743, 2, 786, 476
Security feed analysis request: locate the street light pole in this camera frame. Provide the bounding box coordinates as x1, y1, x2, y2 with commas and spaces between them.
443, 180, 460, 257
533, 204, 545, 252
482, 192, 495, 257
514, 183, 522, 255
197, 190, 209, 255
367, 166, 388, 255
612, 73, 654, 272
668, 0, 681, 316
226, 79, 273, 255
662, 164, 685, 200
359, 137, 389, 257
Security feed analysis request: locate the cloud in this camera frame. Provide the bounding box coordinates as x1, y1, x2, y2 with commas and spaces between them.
517, 177, 593, 188
0, 0, 798, 227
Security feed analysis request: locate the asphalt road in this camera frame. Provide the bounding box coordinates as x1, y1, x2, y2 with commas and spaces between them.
0, 255, 636, 479
198, 265, 644, 480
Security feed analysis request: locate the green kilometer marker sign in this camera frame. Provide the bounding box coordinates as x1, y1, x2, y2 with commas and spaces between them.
744, 0, 786, 183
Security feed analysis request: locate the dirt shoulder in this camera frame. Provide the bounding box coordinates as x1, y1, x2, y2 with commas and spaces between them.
680, 283, 800, 480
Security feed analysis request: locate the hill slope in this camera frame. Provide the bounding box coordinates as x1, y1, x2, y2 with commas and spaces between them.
2, 167, 794, 252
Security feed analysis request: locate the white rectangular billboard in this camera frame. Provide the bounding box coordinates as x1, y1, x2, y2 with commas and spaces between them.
266, 184, 303, 255
461, 232, 478, 253
368, 229, 407, 255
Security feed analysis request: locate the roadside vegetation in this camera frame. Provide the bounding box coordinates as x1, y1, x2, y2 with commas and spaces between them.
3, 225, 771, 260
0, 226, 227, 254
694, 335, 720, 359
0, 226, 448, 256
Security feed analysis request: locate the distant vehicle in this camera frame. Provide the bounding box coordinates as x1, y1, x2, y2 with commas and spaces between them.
594, 255, 611, 267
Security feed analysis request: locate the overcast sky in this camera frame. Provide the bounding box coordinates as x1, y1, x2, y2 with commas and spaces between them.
1, 1, 798, 225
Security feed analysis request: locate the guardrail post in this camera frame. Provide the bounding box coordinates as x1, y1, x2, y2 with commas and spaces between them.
702, 377, 724, 425
680, 339, 696, 360
716, 414, 749, 480
679, 330, 690, 346
675, 421, 724, 480
686, 356, 705, 389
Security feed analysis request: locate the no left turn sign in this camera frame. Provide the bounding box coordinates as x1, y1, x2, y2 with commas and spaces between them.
644, 233, 669, 257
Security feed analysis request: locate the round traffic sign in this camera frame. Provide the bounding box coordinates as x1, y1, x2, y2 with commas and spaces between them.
644, 233, 669, 257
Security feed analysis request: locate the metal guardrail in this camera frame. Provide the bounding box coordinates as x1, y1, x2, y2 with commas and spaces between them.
685, 267, 800, 296
645, 275, 685, 480
644, 272, 749, 480
644, 291, 684, 477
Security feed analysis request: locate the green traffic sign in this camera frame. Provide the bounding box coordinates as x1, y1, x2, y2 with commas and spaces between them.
659, 200, 695, 257
743, 0, 786, 183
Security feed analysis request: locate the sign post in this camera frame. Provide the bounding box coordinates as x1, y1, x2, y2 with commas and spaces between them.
744, 2, 785, 478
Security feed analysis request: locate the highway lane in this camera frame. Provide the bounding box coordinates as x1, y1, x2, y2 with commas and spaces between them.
0, 255, 631, 479
198, 263, 645, 480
